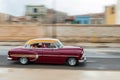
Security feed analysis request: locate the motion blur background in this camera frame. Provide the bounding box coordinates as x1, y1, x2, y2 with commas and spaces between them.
0, 0, 119, 44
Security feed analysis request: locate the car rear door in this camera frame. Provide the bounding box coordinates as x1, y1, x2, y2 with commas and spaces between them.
30, 42, 44, 63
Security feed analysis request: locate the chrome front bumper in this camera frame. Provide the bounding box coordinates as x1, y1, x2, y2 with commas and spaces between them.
79, 54, 86, 63
7, 57, 12, 61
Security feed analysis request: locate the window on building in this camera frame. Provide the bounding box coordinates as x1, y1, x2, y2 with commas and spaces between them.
111, 7, 115, 14
79, 21, 82, 24
32, 16, 38, 21
33, 8, 38, 13
91, 19, 96, 24
76, 21, 80, 24
98, 19, 104, 24
84, 20, 89, 24
32, 16, 37, 18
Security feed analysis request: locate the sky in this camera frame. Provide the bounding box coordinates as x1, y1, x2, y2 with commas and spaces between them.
0, 0, 117, 16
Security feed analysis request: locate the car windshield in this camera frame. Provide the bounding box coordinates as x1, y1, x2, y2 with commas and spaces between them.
24, 44, 31, 48
55, 40, 64, 48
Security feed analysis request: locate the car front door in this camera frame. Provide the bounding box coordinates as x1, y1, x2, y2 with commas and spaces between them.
42, 43, 65, 64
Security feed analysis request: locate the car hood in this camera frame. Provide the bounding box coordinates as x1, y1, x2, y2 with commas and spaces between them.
63, 46, 80, 48
14, 46, 24, 48
10, 46, 25, 50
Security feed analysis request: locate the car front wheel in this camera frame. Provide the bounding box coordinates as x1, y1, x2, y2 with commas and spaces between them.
67, 58, 78, 66
19, 57, 29, 65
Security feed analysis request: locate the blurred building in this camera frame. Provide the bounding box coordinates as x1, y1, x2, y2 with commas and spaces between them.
116, 0, 120, 24
46, 9, 68, 23
55, 11, 68, 23
105, 5, 116, 24
8, 16, 26, 23
89, 13, 104, 24
25, 5, 47, 23
25, 5, 68, 24
65, 16, 74, 24
0, 13, 10, 23
73, 13, 104, 24
74, 15, 90, 24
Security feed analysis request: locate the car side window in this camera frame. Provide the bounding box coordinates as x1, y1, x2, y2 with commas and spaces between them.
49, 43, 57, 48
42, 43, 57, 48
30, 43, 42, 49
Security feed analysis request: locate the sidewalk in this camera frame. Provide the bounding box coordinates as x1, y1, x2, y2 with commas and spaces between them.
0, 42, 120, 48
0, 68, 120, 80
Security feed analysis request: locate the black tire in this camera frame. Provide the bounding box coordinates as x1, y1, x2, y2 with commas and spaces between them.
19, 57, 29, 65
67, 58, 78, 66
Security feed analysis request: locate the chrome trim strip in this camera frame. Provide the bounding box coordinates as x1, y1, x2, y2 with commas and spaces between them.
10, 54, 36, 58
41, 55, 78, 57
31, 54, 39, 61
10, 54, 79, 58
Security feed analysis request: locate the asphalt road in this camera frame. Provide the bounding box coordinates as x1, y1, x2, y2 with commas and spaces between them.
0, 46, 120, 70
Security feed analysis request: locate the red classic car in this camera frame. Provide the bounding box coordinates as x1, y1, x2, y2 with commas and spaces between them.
8, 38, 86, 66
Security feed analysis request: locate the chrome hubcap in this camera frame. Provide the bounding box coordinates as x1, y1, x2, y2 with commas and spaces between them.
68, 58, 76, 66
20, 58, 28, 64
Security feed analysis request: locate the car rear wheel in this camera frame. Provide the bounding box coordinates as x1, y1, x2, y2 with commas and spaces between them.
67, 58, 78, 66
19, 57, 29, 65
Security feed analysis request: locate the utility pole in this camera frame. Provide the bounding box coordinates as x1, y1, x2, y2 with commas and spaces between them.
52, 0, 57, 38
116, 0, 120, 24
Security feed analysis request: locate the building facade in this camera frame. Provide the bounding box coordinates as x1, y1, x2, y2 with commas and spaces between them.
90, 13, 104, 24
65, 16, 74, 24
74, 16, 90, 24
46, 9, 68, 23
55, 11, 68, 23
74, 13, 104, 24
25, 5, 68, 24
25, 5, 47, 23
116, 0, 120, 24
105, 5, 116, 24
0, 13, 10, 23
